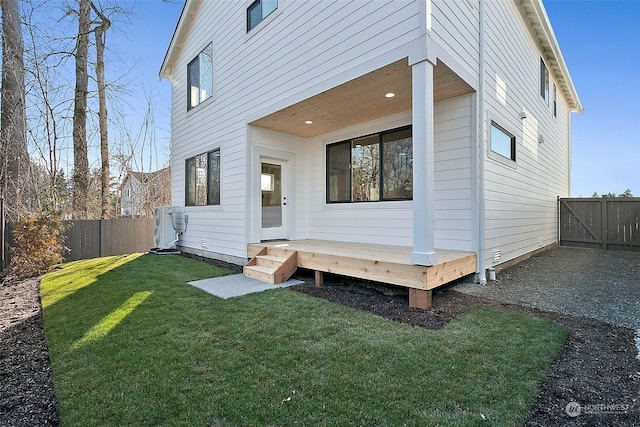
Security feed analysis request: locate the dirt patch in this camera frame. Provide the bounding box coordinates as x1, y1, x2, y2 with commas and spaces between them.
2, 254, 638, 426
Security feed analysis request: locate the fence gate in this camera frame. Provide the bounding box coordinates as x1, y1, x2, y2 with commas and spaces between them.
559, 198, 640, 252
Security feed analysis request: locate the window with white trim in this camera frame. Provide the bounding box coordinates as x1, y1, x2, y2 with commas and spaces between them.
187, 43, 213, 111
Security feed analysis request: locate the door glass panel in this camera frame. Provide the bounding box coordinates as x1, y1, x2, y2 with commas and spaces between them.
261, 163, 282, 228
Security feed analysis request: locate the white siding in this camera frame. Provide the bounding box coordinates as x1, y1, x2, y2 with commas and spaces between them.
481, 0, 571, 268
301, 112, 414, 246
168, 0, 424, 260
165, 0, 575, 269
431, 0, 480, 83
290, 96, 474, 251
434, 95, 474, 251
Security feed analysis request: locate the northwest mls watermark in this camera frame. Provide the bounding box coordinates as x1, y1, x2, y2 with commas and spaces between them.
565, 401, 631, 417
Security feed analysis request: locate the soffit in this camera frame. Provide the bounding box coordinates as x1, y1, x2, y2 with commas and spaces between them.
517, 0, 583, 112
251, 59, 474, 138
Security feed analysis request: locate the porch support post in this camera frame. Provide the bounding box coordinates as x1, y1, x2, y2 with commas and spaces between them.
410, 58, 438, 266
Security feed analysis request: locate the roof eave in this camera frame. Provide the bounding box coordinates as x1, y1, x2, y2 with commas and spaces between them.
159, 0, 196, 80
521, 0, 583, 113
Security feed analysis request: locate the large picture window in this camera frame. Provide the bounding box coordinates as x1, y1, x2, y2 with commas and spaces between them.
326, 126, 412, 203
247, 0, 278, 32
187, 43, 213, 110
185, 149, 220, 206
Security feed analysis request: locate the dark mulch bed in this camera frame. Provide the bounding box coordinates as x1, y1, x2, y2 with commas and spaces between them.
1, 278, 59, 426
2, 256, 638, 426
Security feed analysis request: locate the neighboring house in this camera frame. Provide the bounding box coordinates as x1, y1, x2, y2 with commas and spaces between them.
160, 0, 581, 286
120, 167, 171, 218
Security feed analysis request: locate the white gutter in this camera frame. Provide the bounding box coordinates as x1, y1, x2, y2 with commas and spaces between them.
477, 0, 487, 285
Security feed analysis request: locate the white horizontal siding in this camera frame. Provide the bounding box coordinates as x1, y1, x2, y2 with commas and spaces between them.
295, 95, 473, 251
168, 0, 425, 259
431, 0, 480, 80
166, 0, 575, 268
481, 0, 571, 267
300, 112, 414, 246
434, 95, 474, 251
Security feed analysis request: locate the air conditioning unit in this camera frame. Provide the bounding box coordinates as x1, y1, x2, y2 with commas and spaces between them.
153, 206, 186, 251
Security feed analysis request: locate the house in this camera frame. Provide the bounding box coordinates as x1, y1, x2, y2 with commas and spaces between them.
120, 167, 171, 218
159, 0, 581, 306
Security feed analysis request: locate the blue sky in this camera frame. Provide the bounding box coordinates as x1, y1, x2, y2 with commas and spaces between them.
120, 0, 639, 197
543, 0, 640, 197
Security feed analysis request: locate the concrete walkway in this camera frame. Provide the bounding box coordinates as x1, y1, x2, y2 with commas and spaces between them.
188, 274, 303, 299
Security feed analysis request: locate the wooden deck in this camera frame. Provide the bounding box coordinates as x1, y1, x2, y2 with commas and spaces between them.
247, 240, 477, 309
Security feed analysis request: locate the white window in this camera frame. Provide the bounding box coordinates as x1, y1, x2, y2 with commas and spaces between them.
187, 43, 213, 110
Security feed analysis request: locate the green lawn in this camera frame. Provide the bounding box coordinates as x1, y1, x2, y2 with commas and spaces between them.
42, 254, 567, 426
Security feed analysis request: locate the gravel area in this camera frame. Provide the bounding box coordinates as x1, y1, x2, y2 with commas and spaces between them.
454, 246, 640, 331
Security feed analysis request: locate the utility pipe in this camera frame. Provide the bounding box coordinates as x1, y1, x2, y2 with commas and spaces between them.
477, 0, 487, 285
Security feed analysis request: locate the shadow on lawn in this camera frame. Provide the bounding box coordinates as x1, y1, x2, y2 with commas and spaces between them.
41, 253, 230, 355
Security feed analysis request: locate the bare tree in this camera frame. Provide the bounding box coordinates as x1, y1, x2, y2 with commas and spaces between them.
91, 1, 111, 218
1, 0, 31, 221
23, 2, 71, 212
72, 0, 91, 219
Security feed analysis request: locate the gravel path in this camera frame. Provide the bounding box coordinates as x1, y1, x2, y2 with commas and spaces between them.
455, 246, 640, 330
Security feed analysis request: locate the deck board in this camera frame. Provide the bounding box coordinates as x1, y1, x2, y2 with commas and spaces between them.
248, 240, 476, 291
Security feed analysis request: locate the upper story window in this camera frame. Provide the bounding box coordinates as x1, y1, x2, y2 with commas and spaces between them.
553, 83, 557, 117
185, 149, 221, 206
326, 126, 413, 203
187, 43, 213, 111
490, 122, 516, 162
247, 0, 277, 32
540, 58, 549, 105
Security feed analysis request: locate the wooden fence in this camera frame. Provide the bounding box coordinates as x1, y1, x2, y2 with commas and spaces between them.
559, 198, 640, 252
3, 218, 154, 269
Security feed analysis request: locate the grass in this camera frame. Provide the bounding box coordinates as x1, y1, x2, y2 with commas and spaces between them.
42, 254, 568, 426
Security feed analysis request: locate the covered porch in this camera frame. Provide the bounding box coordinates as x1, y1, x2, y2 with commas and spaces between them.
246, 240, 476, 309
247, 54, 477, 269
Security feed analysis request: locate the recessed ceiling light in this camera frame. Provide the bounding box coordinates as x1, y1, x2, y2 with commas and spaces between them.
385, 92, 395, 98
304, 120, 313, 124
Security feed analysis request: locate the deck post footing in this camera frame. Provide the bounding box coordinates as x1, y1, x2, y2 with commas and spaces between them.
409, 288, 432, 309
314, 270, 324, 286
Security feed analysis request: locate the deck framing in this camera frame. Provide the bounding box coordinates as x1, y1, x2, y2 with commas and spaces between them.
247, 240, 477, 294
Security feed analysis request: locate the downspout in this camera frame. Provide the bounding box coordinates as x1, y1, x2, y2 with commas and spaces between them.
477, 0, 487, 285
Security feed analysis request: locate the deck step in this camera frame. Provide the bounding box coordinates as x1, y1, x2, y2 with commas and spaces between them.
244, 265, 277, 283
254, 255, 286, 269
243, 247, 298, 284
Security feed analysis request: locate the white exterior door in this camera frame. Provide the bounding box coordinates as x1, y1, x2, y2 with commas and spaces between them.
260, 159, 288, 240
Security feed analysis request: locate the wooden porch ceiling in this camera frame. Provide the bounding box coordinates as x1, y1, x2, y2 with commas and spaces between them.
251, 59, 474, 138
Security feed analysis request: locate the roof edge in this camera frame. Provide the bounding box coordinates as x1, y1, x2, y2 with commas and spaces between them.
522, 0, 583, 113
159, 0, 196, 80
